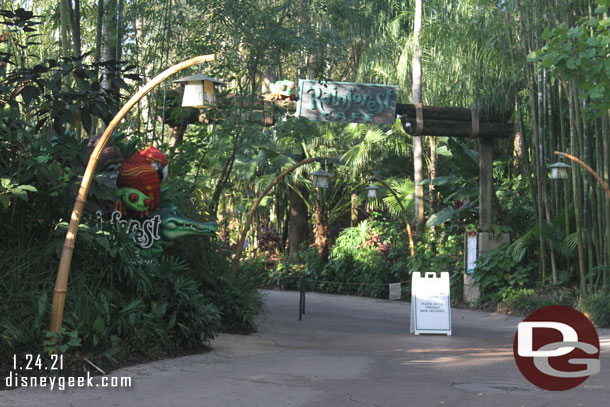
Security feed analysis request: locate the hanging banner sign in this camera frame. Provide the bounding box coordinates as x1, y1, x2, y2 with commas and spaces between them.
410, 272, 452, 335
295, 80, 398, 124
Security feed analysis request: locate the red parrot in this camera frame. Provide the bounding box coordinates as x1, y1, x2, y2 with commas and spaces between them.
115, 145, 168, 216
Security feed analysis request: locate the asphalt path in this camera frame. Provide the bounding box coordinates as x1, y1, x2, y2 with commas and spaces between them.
1, 289, 609, 406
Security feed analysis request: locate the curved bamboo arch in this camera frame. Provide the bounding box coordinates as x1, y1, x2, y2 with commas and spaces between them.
49, 55, 216, 333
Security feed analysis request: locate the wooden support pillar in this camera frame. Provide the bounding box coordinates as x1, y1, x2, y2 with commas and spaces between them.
463, 137, 510, 305
479, 137, 494, 232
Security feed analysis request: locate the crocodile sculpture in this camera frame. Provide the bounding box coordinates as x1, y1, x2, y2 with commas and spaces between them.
158, 204, 217, 242
104, 145, 216, 258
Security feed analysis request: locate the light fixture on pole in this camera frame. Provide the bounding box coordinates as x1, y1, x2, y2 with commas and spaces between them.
365, 183, 380, 198
311, 169, 332, 188
549, 161, 571, 180
174, 73, 226, 108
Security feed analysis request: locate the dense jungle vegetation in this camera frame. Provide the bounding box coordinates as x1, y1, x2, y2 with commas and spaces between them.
2, 0, 610, 373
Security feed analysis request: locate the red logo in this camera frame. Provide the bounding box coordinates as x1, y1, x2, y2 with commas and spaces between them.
513, 305, 600, 391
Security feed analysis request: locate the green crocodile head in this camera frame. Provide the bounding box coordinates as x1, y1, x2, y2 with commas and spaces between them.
116, 187, 152, 212
159, 206, 217, 241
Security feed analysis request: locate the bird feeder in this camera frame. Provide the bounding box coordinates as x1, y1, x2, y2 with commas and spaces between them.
365, 183, 380, 198
174, 73, 226, 108
311, 169, 332, 188
550, 161, 571, 180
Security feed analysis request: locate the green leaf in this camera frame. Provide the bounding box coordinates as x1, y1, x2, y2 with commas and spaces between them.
0, 195, 9, 209
420, 175, 463, 186
426, 207, 455, 227
15, 185, 37, 193
36, 155, 50, 164
1, 177, 12, 189
443, 187, 478, 203
526, 51, 538, 63
19, 85, 39, 107
567, 26, 583, 39
96, 236, 110, 251
435, 145, 452, 157
542, 27, 551, 40
92, 316, 105, 335
11, 189, 28, 201
589, 84, 605, 99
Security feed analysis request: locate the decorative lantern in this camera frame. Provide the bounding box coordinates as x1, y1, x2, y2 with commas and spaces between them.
311, 169, 332, 188
365, 183, 380, 198
174, 73, 226, 108
550, 161, 571, 180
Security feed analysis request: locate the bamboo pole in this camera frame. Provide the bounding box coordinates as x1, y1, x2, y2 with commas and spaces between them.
371, 177, 415, 257
49, 54, 216, 333
231, 156, 330, 272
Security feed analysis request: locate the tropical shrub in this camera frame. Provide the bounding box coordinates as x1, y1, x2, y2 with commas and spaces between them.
473, 243, 535, 301
581, 292, 610, 328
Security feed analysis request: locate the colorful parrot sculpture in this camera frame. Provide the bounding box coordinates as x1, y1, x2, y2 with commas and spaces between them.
269, 80, 298, 100
114, 145, 168, 217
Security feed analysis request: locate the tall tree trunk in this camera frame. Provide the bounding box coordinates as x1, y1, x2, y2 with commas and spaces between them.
602, 112, 610, 288
95, 0, 104, 68
351, 192, 358, 227
313, 192, 329, 261
116, 0, 124, 62
529, 75, 546, 282
428, 136, 438, 248
288, 183, 309, 262
412, 0, 425, 237
539, 68, 558, 284
66, 0, 81, 58
101, 0, 118, 125
210, 139, 238, 218
59, 0, 70, 59
568, 82, 586, 295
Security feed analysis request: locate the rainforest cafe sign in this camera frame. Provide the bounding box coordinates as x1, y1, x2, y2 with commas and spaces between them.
110, 211, 161, 249
296, 80, 398, 124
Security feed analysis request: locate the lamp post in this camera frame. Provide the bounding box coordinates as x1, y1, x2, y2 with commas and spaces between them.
552, 150, 610, 294
311, 169, 332, 188
231, 156, 331, 271
552, 151, 610, 200
174, 73, 226, 108
49, 55, 216, 334
366, 177, 415, 256
365, 183, 380, 198
549, 161, 571, 180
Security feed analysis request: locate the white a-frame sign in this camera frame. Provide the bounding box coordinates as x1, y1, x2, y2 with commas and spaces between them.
410, 272, 452, 335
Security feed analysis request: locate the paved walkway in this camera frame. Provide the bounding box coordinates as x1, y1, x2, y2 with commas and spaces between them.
2, 290, 609, 406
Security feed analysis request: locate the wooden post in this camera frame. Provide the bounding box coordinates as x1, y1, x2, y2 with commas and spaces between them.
479, 137, 494, 232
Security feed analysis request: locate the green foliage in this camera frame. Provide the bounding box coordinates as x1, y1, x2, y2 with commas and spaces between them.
44, 327, 82, 356
473, 243, 534, 300
273, 217, 411, 298
532, 6, 610, 112
581, 292, 610, 328
168, 238, 264, 334
499, 287, 576, 315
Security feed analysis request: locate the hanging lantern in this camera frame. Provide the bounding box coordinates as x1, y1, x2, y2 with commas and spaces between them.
365, 183, 380, 198
174, 73, 226, 108
550, 161, 571, 180
311, 169, 332, 188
